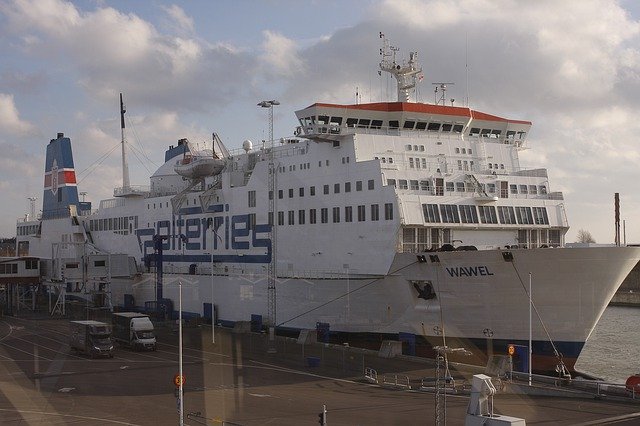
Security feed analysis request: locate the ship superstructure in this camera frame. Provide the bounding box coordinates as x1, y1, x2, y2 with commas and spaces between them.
15, 36, 640, 374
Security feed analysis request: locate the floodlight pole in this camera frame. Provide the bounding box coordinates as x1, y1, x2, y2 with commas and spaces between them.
258, 100, 279, 335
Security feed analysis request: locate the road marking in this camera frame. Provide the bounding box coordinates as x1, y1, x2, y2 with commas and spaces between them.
0, 408, 143, 425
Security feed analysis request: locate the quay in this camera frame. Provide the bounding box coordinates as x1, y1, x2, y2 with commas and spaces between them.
1, 314, 640, 425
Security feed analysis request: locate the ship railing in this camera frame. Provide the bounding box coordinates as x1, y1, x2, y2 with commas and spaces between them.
382, 373, 411, 389
113, 185, 149, 197
226, 143, 307, 160
163, 263, 360, 280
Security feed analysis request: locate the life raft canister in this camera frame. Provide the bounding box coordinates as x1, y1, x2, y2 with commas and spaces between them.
625, 374, 640, 392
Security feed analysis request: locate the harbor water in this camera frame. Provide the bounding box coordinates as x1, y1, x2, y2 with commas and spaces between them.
574, 305, 640, 383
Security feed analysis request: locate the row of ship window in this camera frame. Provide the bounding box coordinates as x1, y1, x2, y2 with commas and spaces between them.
17, 224, 39, 236
377, 156, 507, 172
388, 179, 547, 195
279, 157, 351, 173
273, 203, 394, 225
300, 115, 527, 139
88, 216, 139, 232
249, 180, 378, 206
0, 260, 38, 274
422, 204, 549, 225
299, 115, 466, 133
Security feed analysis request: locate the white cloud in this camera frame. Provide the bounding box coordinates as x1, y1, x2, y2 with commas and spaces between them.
160, 4, 194, 35
0, 93, 37, 136
259, 30, 306, 78
2, 0, 253, 111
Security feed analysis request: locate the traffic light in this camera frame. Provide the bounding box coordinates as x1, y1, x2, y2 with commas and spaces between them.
318, 411, 326, 425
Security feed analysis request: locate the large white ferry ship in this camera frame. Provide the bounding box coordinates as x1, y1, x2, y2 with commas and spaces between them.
15, 35, 640, 374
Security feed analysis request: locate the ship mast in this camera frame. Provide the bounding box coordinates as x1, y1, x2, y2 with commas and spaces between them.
120, 93, 131, 191
379, 32, 423, 102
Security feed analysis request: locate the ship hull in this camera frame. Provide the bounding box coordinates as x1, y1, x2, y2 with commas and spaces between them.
113, 246, 640, 374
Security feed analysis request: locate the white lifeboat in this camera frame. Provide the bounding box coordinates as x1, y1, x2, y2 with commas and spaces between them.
174, 154, 225, 179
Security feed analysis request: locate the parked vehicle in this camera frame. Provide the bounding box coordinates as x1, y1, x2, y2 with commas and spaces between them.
69, 320, 114, 358
112, 312, 157, 351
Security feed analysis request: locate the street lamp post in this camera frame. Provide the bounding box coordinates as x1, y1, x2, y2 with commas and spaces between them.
258, 100, 279, 349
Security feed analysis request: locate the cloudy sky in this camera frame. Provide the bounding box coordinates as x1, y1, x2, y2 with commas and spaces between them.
1, 0, 639, 243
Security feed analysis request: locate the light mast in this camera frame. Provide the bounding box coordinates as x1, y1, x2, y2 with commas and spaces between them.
120, 93, 130, 191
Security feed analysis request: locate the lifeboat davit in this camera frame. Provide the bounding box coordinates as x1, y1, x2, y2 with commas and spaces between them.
174, 154, 225, 179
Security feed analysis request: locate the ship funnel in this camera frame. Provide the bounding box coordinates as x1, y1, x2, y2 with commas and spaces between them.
42, 133, 80, 219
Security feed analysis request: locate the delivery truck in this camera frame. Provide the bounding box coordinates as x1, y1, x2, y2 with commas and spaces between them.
112, 312, 157, 351
69, 320, 114, 358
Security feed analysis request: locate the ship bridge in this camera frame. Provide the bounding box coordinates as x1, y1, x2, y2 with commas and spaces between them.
294, 102, 531, 146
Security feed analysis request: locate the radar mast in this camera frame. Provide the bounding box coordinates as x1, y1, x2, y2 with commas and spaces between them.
379, 32, 423, 102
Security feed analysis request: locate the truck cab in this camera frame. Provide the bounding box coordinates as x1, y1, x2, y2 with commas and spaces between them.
69, 320, 114, 358
112, 312, 157, 351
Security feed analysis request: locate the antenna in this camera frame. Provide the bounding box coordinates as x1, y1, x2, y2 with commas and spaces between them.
432, 83, 454, 106
79, 191, 87, 202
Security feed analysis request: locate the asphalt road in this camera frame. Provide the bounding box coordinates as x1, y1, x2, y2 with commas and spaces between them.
0, 315, 639, 425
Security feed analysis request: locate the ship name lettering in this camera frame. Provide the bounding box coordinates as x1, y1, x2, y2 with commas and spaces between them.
445, 266, 494, 278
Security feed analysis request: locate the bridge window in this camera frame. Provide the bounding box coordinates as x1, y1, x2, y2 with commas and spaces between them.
441, 123, 453, 132
368, 179, 375, 190
248, 190, 256, 207
453, 124, 464, 133
389, 120, 399, 129
288, 211, 295, 225
399, 180, 408, 189
318, 115, 329, 124
415, 122, 427, 130
387, 179, 396, 187
403, 121, 415, 129
346, 118, 358, 127
427, 122, 441, 131
469, 128, 480, 136
309, 209, 317, 224
410, 180, 419, 190
358, 119, 371, 128
371, 119, 383, 129
330, 116, 342, 126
